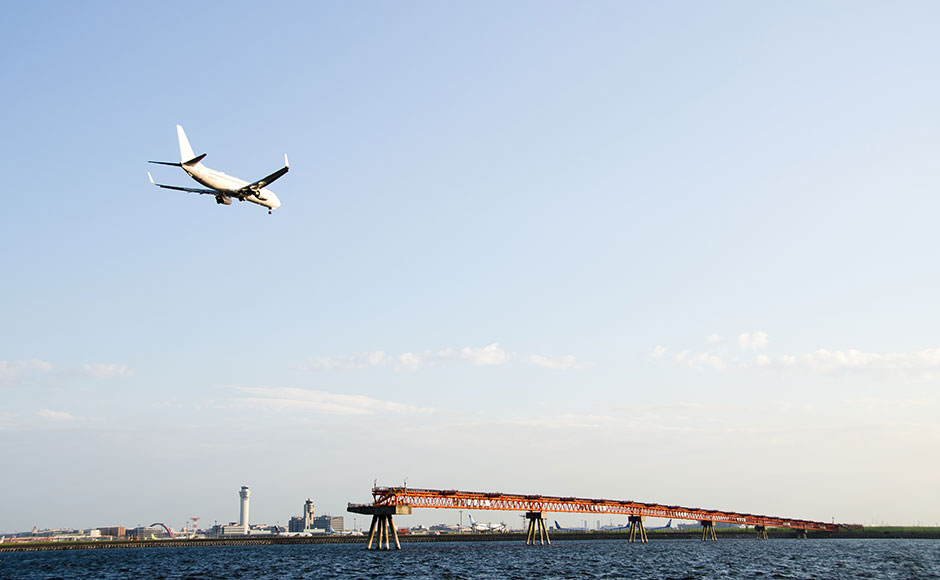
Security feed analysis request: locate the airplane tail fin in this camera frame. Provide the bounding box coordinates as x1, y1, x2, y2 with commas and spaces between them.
554, 521, 561, 530
177, 125, 198, 164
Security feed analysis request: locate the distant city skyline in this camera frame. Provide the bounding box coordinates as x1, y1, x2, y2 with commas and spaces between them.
2, 0, 939, 533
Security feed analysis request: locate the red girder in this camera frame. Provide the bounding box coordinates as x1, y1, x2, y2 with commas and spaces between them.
370, 487, 837, 532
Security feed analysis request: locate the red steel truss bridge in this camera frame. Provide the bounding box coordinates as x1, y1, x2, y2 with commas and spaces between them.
349, 486, 838, 549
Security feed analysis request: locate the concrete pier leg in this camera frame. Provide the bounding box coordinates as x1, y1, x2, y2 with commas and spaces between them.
349, 504, 411, 551
628, 516, 647, 543
377, 515, 387, 549
700, 520, 717, 541
525, 512, 550, 546
755, 525, 768, 540
367, 515, 379, 550
368, 514, 399, 550
389, 515, 401, 550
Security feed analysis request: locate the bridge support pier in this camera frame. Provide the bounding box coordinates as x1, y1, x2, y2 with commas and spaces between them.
700, 520, 717, 541
347, 504, 412, 550
367, 513, 401, 550
628, 516, 648, 543
525, 512, 551, 546
755, 525, 768, 540
797, 529, 808, 539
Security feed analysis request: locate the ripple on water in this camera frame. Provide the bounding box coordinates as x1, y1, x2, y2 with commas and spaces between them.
1, 539, 940, 580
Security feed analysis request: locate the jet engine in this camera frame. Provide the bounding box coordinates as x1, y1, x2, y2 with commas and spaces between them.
215, 194, 232, 205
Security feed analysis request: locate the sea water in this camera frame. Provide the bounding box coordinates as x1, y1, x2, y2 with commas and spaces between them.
2, 539, 939, 579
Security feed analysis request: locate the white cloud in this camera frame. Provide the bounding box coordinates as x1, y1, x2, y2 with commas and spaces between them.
527, 354, 591, 371
81, 363, 134, 379
797, 347, 940, 374
650, 335, 940, 379
693, 353, 727, 371
706, 334, 722, 344
231, 387, 435, 415
456, 343, 511, 365
304, 351, 393, 371
738, 331, 769, 351
0, 411, 17, 429
396, 352, 424, 372
37, 409, 76, 422
304, 343, 587, 372
0, 359, 53, 385
2, 360, 134, 385
649, 346, 726, 371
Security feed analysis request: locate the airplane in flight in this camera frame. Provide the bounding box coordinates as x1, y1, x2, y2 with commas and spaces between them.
148, 125, 289, 214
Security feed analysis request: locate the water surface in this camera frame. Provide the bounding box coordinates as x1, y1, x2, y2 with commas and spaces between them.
2, 539, 938, 579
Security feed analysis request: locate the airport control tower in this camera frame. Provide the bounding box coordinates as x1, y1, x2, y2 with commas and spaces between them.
303, 498, 315, 529
239, 486, 251, 533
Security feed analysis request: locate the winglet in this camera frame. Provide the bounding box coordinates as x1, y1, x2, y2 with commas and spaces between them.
148, 171, 155, 185
284, 153, 289, 169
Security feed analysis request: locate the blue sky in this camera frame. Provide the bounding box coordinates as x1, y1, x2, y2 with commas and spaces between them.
2, 1, 939, 533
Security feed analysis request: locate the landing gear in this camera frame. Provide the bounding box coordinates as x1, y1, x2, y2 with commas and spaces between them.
268, 209, 272, 215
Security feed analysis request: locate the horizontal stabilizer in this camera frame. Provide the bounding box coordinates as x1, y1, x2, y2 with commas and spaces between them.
148, 160, 182, 167
182, 153, 207, 166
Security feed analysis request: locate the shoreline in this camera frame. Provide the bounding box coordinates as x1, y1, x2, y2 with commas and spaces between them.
3, 528, 939, 552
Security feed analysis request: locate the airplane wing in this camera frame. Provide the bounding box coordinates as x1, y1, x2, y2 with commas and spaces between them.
148, 172, 217, 195
236, 154, 290, 196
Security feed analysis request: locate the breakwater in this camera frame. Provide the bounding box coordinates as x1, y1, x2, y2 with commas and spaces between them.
3, 528, 939, 552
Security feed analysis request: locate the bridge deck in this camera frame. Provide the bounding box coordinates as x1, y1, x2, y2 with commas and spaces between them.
366, 487, 837, 532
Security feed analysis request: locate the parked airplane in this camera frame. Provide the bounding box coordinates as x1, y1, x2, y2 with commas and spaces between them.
468, 514, 506, 532
148, 125, 288, 214
554, 520, 590, 532
650, 519, 677, 530
597, 519, 677, 531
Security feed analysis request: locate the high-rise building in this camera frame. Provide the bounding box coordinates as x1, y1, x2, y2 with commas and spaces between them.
313, 515, 344, 534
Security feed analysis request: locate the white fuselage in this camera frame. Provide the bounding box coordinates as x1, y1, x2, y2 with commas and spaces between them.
184, 162, 281, 211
